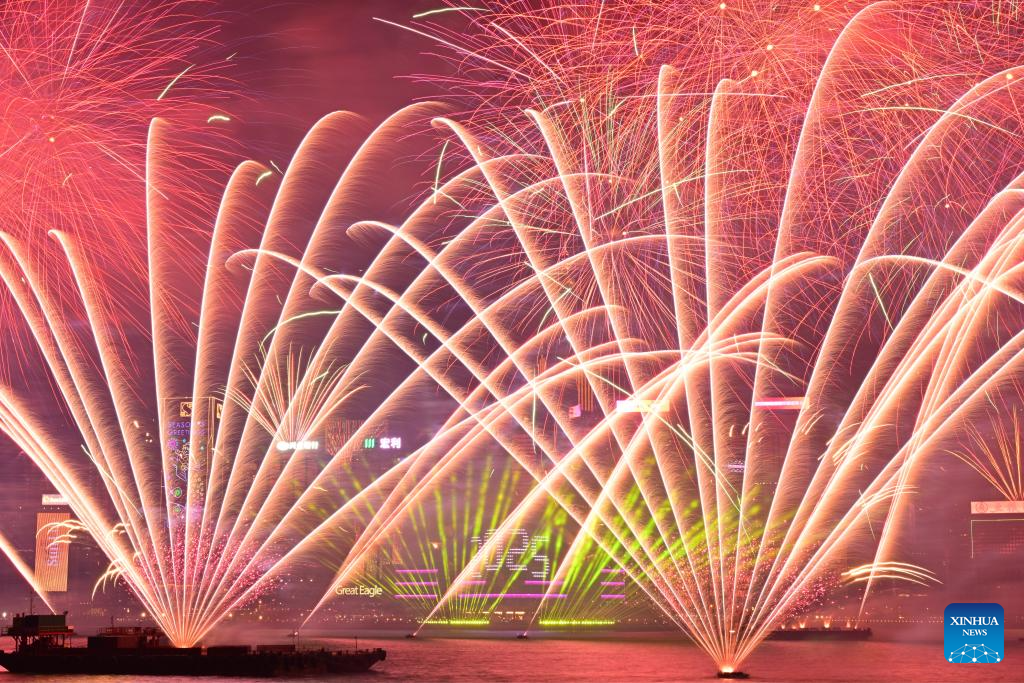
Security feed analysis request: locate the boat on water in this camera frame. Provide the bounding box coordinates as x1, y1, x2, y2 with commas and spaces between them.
767, 626, 872, 641
0, 613, 386, 677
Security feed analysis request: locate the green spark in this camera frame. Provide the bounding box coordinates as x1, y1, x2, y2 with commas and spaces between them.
261, 309, 340, 346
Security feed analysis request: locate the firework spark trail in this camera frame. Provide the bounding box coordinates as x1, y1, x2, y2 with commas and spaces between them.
950, 394, 1024, 502
0, 527, 55, 614
0, 233, 174, 607
288, 2, 1024, 673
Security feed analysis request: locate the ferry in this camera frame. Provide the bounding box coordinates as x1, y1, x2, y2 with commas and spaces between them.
0, 613, 386, 677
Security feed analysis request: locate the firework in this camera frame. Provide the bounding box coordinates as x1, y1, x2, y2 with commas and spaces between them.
948, 379, 1024, 501
4, 2, 1024, 675
0, 103, 449, 646
294, 2, 1024, 674
0, 0, 234, 357
0, 0, 231, 233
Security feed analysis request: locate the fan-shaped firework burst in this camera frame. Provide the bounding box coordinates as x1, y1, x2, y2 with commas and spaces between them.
0, 104, 452, 646
293, 2, 1024, 674
0, 0, 239, 611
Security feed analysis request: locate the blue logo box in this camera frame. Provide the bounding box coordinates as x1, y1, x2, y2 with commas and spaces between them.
945, 603, 1004, 663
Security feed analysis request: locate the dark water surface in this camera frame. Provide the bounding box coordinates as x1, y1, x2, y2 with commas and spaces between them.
3, 636, 1024, 682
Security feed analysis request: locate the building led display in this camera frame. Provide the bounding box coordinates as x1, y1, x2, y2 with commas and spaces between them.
34, 511, 71, 592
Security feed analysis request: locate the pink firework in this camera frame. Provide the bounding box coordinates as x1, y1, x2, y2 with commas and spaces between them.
314, 2, 1024, 674
0, 0, 234, 350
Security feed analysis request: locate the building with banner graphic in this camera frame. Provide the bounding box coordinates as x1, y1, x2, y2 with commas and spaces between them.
163, 397, 219, 518
34, 510, 71, 593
